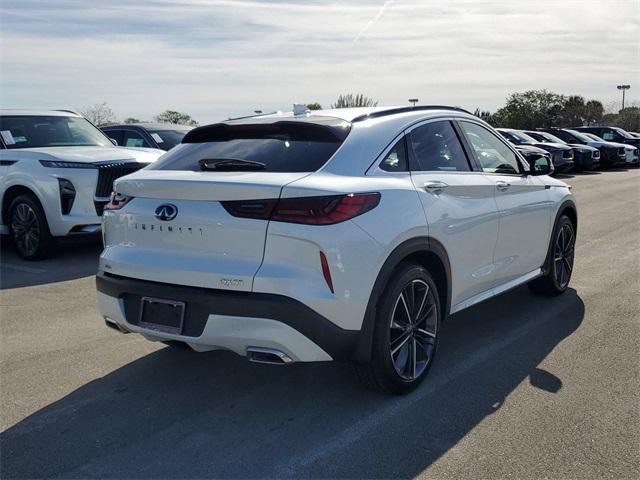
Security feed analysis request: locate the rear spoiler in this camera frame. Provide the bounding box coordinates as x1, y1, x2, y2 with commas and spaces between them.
183, 120, 351, 144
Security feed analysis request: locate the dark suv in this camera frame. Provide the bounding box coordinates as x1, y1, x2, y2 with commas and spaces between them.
496, 128, 574, 173
523, 130, 600, 171
573, 126, 640, 150
101, 123, 193, 151
540, 128, 626, 169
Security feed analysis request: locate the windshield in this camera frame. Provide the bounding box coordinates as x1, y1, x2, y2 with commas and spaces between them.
501, 130, 536, 144
565, 129, 595, 143
583, 132, 604, 142
150, 121, 348, 173
536, 132, 567, 144
148, 129, 190, 151
0, 115, 111, 149
612, 127, 634, 139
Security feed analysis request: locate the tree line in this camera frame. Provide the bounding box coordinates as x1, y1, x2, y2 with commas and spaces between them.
79, 90, 639, 132
476, 89, 639, 131
78, 102, 199, 127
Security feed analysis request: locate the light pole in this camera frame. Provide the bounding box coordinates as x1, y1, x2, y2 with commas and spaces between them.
408, 98, 419, 106
617, 85, 630, 110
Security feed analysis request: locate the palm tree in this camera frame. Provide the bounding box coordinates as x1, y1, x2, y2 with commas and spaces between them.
331, 93, 378, 109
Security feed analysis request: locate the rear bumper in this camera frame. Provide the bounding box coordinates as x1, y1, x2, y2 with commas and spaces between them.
95, 272, 359, 362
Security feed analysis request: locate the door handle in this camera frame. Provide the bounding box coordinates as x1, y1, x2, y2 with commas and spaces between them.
424, 181, 449, 194
496, 181, 511, 192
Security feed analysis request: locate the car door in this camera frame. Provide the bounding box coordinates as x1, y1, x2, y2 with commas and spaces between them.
457, 120, 553, 286
407, 119, 501, 311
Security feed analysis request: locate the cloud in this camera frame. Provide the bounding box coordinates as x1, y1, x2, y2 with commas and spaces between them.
0, 0, 638, 123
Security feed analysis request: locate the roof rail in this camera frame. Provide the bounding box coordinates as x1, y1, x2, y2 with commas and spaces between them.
55, 109, 80, 116
351, 105, 472, 123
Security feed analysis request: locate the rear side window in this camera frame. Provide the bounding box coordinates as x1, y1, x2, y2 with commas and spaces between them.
379, 137, 408, 172
408, 121, 471, 172
150, 121, 349, 173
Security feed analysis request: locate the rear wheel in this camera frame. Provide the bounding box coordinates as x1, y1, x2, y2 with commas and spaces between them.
356, 263, 441, 394
9, 194, 55, 260
528, 215, 575, 296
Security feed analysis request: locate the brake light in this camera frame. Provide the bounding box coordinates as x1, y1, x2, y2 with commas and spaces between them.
104, 191, 133, 211
221, 193, 380, 225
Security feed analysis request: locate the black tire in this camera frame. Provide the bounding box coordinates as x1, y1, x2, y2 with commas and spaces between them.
8, 194, 56, 260
528, 215, 575, 296
356, 263, 442, 394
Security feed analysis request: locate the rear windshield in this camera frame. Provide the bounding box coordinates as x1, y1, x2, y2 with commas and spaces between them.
0, 115, 111, 149
149, 120, 350, 173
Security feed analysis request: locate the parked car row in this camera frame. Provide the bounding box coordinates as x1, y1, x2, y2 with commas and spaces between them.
1, 107, 637, 262
496, 126, 639, 173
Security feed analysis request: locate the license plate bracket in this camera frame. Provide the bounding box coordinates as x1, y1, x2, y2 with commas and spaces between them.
138, 297, 185, 335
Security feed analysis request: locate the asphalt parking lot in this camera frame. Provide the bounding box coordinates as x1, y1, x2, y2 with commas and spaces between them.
1, 169, 638, 479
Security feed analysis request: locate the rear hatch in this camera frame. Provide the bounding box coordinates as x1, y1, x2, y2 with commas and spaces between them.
100, 117, 350, 291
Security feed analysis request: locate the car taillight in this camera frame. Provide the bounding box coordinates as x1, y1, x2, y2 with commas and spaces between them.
104, 191, 133, 211
222, 193, 380, 225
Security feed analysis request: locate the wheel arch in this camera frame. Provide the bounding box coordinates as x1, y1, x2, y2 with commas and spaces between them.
1, 184, 43, 226
541, 199, 578, 275
353, 236, 452, 363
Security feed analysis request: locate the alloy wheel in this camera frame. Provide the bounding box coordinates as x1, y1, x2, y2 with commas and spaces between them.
553, 223, 575, 289
389, 279, 438, 381
11, 203, 40, 257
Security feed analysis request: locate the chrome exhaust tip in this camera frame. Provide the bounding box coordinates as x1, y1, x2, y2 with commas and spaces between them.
246, 347, 294, 365
104, 317, 130, 334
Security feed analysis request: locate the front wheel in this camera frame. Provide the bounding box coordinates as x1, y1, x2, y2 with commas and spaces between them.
356, 263, 442, 394
528, 215, 575, 296
9, 194, 56, 260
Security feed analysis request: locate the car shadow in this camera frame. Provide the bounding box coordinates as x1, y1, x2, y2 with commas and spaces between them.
0, 287, 584, 479
0, 236, 101, 289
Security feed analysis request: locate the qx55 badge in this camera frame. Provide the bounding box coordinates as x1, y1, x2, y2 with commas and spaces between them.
154, 204, 178, 221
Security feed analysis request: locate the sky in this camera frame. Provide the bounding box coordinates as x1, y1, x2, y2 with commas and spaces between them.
1, 0, 639, 124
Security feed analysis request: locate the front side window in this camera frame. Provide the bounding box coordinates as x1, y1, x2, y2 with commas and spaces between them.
408, 121, 470, 172
122, 130, 150, 148
600, 129, 617, 141
104, 129, 124, 146
459, 122, 522, 174
0, 115, 111, 149
379, 136, 408, 172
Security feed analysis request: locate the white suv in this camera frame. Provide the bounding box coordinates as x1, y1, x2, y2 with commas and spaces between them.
0, 110, 164, 259
96, 106, 577, 393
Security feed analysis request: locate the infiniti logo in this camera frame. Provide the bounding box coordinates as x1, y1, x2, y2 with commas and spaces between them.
154, 204, 178, 221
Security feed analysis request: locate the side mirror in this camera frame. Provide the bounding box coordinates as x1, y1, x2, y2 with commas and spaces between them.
110, 138, 118, 146
528, 154, 554, 176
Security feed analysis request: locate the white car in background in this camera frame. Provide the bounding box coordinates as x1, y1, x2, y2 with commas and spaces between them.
0, 110, 164, 259
97, 105, 577, 394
